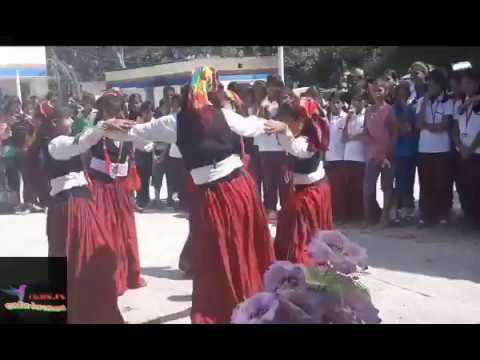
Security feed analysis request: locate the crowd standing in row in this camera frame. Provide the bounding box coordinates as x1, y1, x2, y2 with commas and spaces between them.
0, 59, 479, 325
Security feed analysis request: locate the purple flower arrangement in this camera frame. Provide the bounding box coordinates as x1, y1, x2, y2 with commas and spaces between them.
231, 231, 381, 324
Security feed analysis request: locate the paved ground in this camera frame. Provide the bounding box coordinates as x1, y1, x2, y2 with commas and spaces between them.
2, 170, 480, 324
1, 206, 480, 324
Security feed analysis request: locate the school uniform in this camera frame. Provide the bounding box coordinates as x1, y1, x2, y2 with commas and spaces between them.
253, 101, 289, 212
416, 95, 454, 223
454, 101, 480, 225
343, 110, 366, 221
151, 142, 174, 201
324, 111, 347, 222
166, 142, 189, 209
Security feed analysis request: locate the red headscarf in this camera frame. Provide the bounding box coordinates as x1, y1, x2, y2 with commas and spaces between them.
295, 96, 330, 153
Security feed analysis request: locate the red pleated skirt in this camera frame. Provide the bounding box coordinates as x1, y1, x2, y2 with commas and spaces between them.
47, 196, 124, 324
88, 177, 144, 296
274, 178, 333, 266
189, 170, 275, 324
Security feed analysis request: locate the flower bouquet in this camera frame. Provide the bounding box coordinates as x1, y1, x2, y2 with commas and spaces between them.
231, 231, 381, 324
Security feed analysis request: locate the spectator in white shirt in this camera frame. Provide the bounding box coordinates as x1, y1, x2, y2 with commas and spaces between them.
324, 92, 348, 224
416, 69, 454, 226
452, 68, 480, 230
341, 92, 367, 222
254, 75, 289, 220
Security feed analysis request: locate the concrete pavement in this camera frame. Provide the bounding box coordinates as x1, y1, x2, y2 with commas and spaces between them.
1, 208, 479, 324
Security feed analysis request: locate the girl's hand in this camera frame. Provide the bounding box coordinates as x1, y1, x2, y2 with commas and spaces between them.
265, 120, 288, 135
102, 118, 135, 133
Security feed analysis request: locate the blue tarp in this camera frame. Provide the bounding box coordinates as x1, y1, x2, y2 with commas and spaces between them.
0, 67, 47, 78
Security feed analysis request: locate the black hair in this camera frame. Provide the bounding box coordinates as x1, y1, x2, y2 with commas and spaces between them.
171, 94, 182, 103
384, 69, 399, 82
279, 88, 296, 103
139, 100, 154, 114
179, 83, 191, 111
266, 74, 285, 88
81, 92, 96, 105
128, 93, 141, 104
227, 82, 238, 93
46, 92, 54, 101
277, 99, 303, 122
253, 80, 268, 100
306, 86, 320, 97
163, 86, 175, 95
95, 94, 125, 123
461, 68, 480, 113
426, 69, 447, 91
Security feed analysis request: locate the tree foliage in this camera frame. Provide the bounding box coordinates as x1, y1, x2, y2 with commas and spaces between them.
48, 46, 480, 92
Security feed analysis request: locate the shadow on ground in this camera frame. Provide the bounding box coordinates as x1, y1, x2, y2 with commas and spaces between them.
141, 266, 190, 281
168, 294, 192, 302
339, 225, 480, 284
143, 307, 192, 324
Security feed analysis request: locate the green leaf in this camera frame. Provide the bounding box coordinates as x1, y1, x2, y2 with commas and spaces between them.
304, 266, 325, 287
304, 267, 370, 300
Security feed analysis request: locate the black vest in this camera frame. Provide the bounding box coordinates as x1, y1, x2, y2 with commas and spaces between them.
90, 137, 132, 163
41, 136, 91, 204
176, 108, 242, 171
42, 138, 84, 179
291, 151, 321, 174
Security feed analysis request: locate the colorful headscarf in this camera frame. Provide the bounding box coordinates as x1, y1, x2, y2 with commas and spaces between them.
189, 66, 218, 110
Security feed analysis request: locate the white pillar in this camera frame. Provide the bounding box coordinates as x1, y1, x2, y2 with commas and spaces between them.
16, 70, 23, 105
277, 46, 285, 82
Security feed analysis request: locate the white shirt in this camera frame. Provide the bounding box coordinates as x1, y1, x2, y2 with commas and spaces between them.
48, 125, 105, 196
325, 112, 347, 161
416, 96, 453, 153
110, 109, 267, 185
343, 110, 366, 162
454, 103, 480, 154
48, 124, 105, 161
277, 128, 325, 185
253, 101, 283, 152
